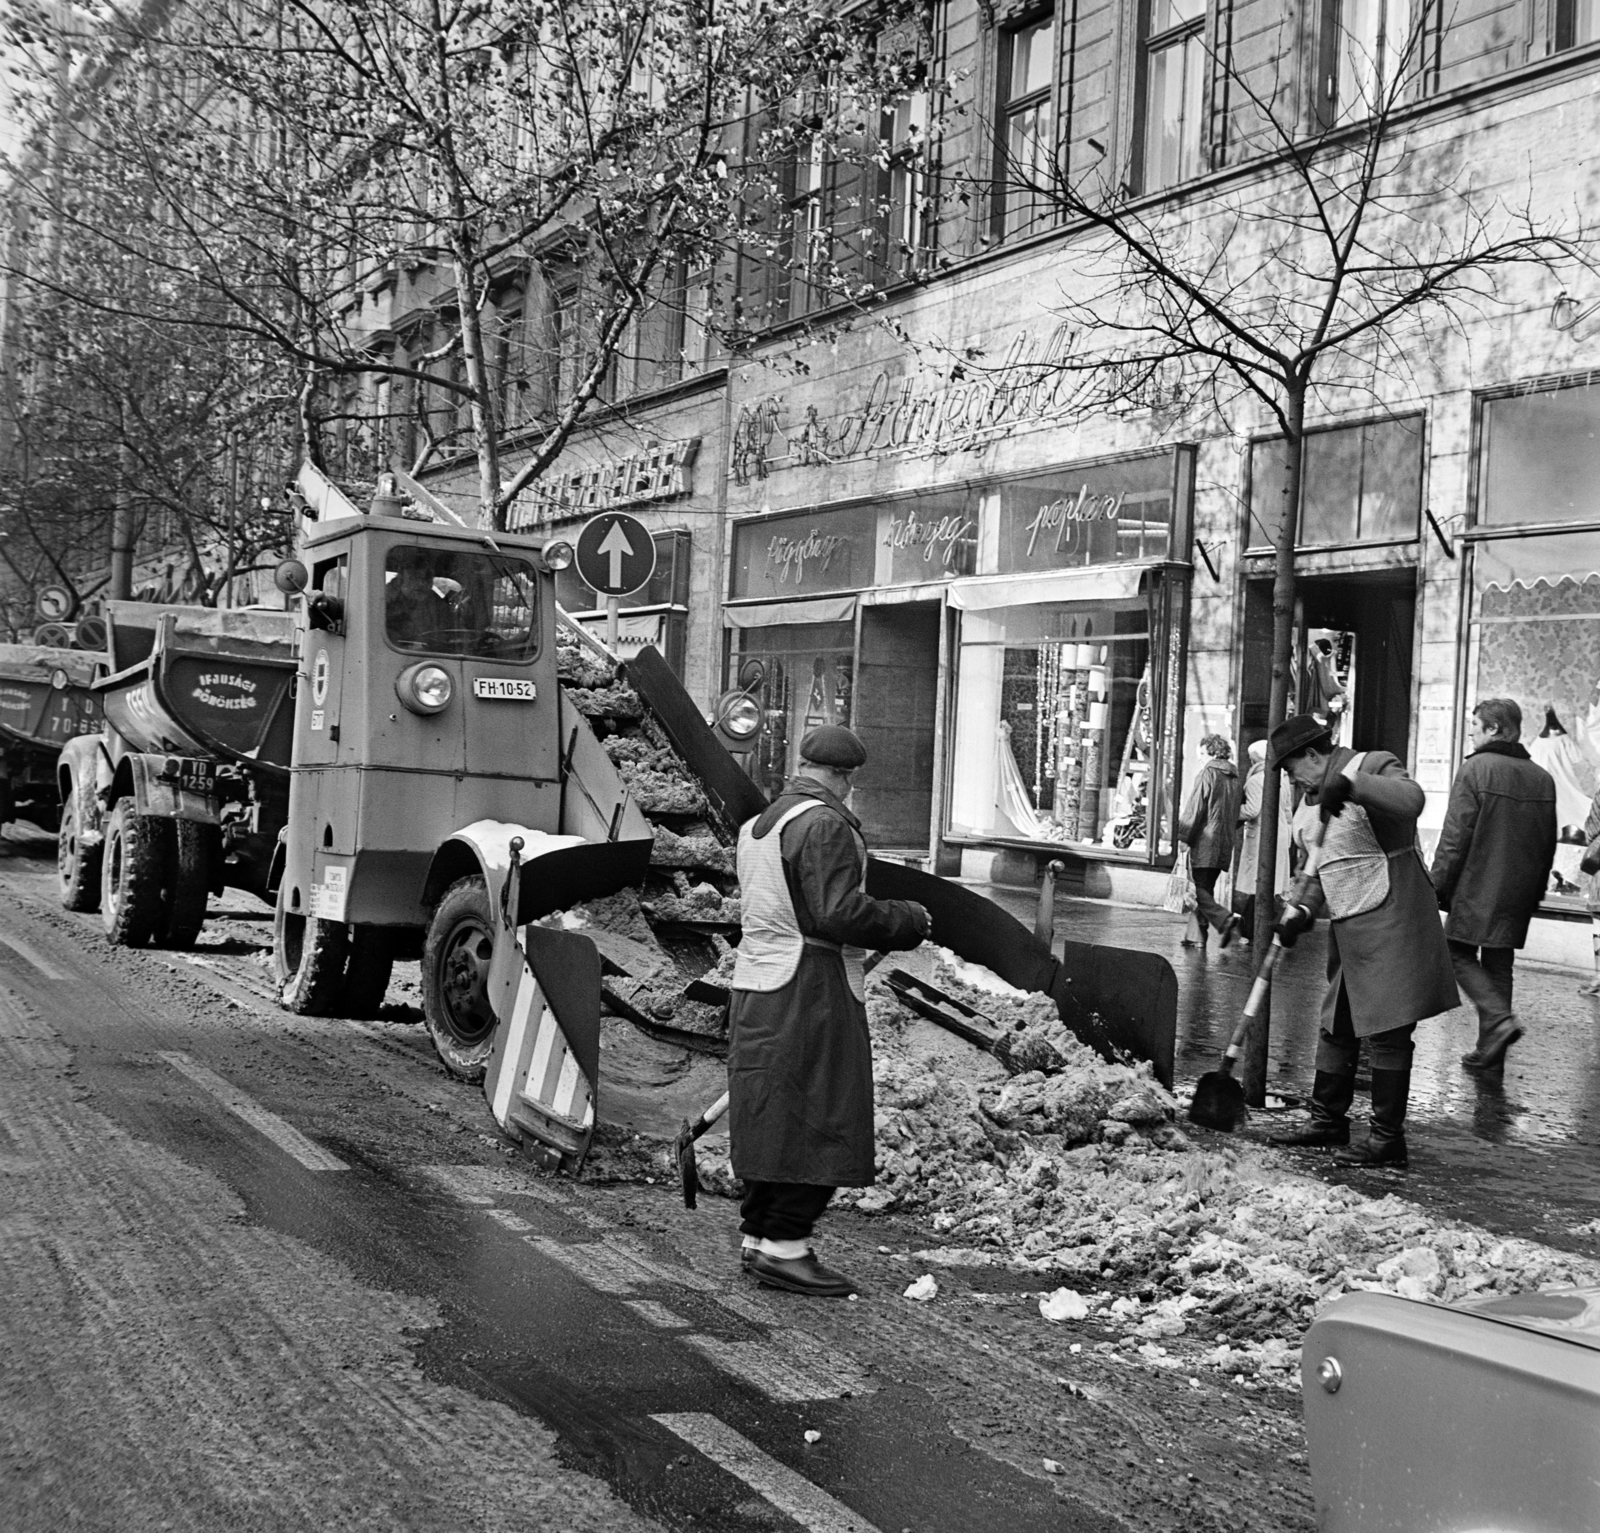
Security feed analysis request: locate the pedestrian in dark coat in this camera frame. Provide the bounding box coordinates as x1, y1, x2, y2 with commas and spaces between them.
1177, 735, 1242, 948
728, 724, 929, 1297
1430, 698, 1557, 1071
1266, 715, 1459, 1168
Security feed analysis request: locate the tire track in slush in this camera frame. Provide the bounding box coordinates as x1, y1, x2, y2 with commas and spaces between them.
0, 985, 662, 1533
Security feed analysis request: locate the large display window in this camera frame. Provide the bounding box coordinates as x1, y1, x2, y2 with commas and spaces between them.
1467, 378, 1600, 910
948, 582, 1184, 860
727, 620, 855, 799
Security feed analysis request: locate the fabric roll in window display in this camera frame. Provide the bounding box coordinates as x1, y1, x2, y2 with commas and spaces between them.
1471, 531, 1600, 902
952, 603, 1155, 853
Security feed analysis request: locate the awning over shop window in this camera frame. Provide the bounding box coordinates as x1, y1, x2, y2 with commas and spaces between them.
859, 581, 947, 607
723, 595, 857, 628
945, 563, 1157, 611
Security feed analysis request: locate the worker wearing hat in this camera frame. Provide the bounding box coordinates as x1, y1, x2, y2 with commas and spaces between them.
1265, 714, 1457, 1167
728, 724, 931, 1295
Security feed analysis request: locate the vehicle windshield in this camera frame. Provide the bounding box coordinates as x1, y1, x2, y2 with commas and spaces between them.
384, 545, 539, 661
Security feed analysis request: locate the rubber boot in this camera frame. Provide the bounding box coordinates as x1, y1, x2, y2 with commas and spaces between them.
1269, 1070, 1354, 1147
1333, 1067, 1409, 1168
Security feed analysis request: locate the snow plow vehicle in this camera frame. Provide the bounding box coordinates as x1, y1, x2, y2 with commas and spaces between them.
0, 644, 102, 833
55, 602, 298, 948
269, 481, 1179, 1171
1302, 1286, 1600, 1531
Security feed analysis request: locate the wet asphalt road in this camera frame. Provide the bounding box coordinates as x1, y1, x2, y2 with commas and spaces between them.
978, 882, 1600, 1255
0, 833, 1313, 1533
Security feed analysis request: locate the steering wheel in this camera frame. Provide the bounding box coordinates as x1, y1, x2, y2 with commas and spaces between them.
411, 627, 502, 654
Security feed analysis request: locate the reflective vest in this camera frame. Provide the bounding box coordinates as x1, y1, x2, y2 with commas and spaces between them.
732, 800, 868, 1000
1318, 753, 1413, 920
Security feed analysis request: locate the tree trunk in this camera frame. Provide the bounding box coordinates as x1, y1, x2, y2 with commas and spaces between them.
450, 243, 502, 531
110, 441, 136, 601
1244, 380, 1306, 1105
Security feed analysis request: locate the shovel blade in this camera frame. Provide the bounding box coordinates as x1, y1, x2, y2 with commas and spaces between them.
1188, 1069, 1248, 1132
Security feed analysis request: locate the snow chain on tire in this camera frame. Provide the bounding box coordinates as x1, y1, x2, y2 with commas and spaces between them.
421, 876, 498, 1082
156, 820, 213, 950
57, 787, 101, 913
100, 801, 173, 947
274, 897, 350, 1016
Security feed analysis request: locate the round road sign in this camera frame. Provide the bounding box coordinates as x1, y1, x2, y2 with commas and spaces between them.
37, 585, 74, 622
574, 512, 656, 599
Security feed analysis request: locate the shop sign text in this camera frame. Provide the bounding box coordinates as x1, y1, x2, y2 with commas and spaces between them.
882, 506, 977, 569
510, 438, 698, 529
766, 528, 852, 586
731, 327, 1080, 483
1023, 488, 1129, 558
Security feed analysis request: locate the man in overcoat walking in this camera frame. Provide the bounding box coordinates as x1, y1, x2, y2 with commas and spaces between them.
728, 725, 930, 1296
1178, 734, 1242, 948
1430, 698, 1556, 1071
1266, 715, 1459, 1168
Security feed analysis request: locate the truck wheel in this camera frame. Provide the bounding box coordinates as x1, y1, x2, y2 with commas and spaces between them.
341, 926, 395, 1018
422, 876, 499, 1081
156, 820, 213, 949
100, 802, 173, 946
274, 895, 349, 1016
57, 790, 101, 913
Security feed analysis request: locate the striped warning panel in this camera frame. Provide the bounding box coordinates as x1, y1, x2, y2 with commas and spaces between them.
485, 954, 594, 1137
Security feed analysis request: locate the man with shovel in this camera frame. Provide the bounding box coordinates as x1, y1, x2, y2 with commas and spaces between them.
1266, 715, 1458, 1168
729, 725, 931, 1296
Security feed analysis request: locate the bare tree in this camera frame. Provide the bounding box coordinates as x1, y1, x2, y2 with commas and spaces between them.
3, 0, 933, 532
958, 16, 1586, 1098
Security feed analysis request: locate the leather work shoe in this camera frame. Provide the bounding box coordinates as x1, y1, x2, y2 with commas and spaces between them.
1268, 1119, 1350, 1148
748, 1251, 857, 1298
1463, 1018, 1523, 1073
1332, 1133, 1408, 1169
1219, 914, 1243, 949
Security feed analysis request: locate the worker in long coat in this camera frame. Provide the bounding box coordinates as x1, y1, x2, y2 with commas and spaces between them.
1265, 715, 1458, 1168
728, 725, 930, 1297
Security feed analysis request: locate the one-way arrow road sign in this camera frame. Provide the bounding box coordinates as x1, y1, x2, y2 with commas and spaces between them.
575, 511, 656, 598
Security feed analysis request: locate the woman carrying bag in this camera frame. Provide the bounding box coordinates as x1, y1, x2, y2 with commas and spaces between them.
1177, 734, 1243, 950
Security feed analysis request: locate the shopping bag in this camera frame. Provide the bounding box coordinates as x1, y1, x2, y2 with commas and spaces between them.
1163, 846, 1196, 914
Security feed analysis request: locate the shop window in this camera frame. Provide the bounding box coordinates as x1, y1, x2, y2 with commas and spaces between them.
1248, 415, 1423, 549
1140, 0, 1206, 193
728, 622, 855, 799
993, 12, 1057, 240
949, 599, 1161, 855
1479, 381, 1600, 528
1467, 529, 1600, 902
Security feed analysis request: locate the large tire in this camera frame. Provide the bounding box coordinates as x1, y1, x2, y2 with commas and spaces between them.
421, 876, 498, 1081
274, 893, 350, 1016
342, 925, 395, 1018
156, 820, 214, 949
57, 788, 101, 913
100, 801, 172, 946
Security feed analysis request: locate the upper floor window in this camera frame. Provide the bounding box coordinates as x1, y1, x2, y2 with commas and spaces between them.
1248, 415, 1424, 549
995, 12, 1056, 238
1141, 0, 1206, 192
885, 88, 932, 267
1321, 0, 1412, 125
1554, 0, 1597, 50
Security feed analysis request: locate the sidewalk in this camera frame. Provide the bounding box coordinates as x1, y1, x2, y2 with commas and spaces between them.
968, 880, 1600, 1254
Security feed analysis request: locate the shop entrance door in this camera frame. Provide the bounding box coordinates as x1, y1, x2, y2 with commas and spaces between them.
1241, 569, 1416, 762
853, 603, 940, 850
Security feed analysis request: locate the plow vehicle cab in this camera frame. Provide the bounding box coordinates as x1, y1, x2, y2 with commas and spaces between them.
273, 513, 654, 1073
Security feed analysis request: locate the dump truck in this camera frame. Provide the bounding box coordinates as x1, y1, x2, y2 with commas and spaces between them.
55, 601, 298, 948
1302, 1285, 1600, 1531
0, 644, 103, 834
269, 474, 1179, 1168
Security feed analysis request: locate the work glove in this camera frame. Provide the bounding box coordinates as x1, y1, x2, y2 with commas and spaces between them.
907, 901, 933, 940
1274, 903, 1314, 948
1318, 773, 1355, 822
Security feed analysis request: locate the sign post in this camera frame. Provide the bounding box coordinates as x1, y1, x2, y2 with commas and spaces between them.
574, 512, 656, 653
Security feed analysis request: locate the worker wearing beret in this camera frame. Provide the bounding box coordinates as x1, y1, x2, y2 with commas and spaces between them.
729, 724, 931, 1296
1266, 715, 1458, 1168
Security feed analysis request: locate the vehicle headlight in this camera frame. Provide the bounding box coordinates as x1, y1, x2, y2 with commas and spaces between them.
396, 662, 453, 715
49, 667, 69, 691
541, 539, 574, 571
718, 692, 762, 741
